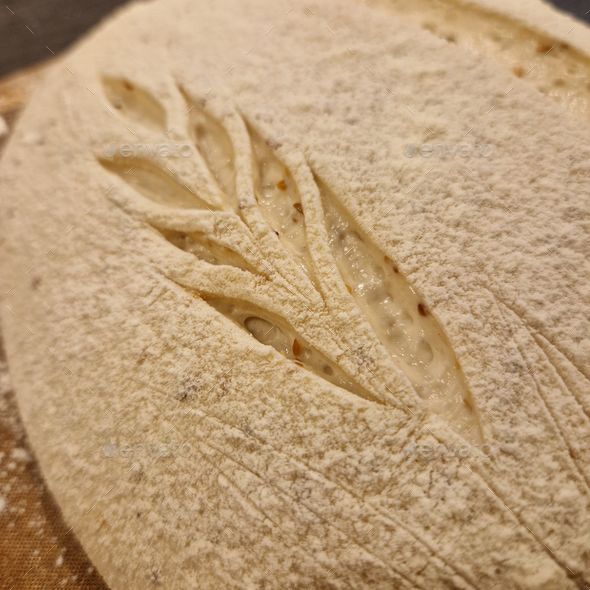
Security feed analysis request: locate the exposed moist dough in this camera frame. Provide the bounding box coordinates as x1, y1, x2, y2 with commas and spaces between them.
102, 76, 167, 132
98, 156, 211, 210
319, 183, 481, 442
159, 229, 254, 271
206, 298, 374, 401
250, 128, 313, 275
183, 89, 237, 208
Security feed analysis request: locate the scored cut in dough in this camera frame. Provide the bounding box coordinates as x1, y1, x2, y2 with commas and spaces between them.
0, 0, 589, 588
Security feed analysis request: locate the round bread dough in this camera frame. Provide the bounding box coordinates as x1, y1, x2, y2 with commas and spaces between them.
1, 0, 589, 588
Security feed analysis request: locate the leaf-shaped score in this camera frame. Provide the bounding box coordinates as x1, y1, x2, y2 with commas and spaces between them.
98, 79, 483, 443
180, 91, 315, 278
99, 157, 213, 210
159, 229, 255, 272
249, 126, 314, 275
205, 298, 378, 403
318, 181, 482, 443
102, 76, 167, 132
180, 88, 237, 207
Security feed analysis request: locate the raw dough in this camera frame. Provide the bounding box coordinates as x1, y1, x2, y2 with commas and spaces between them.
1, 0, 589, 588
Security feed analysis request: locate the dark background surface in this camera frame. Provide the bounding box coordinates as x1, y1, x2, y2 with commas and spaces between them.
0, 0, 588, 78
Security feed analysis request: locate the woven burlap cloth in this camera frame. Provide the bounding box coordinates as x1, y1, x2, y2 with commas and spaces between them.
0, 339, 108, 590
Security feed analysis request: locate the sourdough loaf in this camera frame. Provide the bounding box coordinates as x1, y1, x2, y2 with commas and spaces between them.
1, 0, 589, 588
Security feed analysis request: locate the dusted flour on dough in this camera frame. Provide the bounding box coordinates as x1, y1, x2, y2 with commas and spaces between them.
0, 0, 589, 589
368, 0, 590, 120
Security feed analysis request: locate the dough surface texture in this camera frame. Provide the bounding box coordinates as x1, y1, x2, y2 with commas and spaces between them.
0, 0, 589, 588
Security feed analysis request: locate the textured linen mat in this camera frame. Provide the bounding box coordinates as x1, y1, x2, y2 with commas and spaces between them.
0, 339, 108, 589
